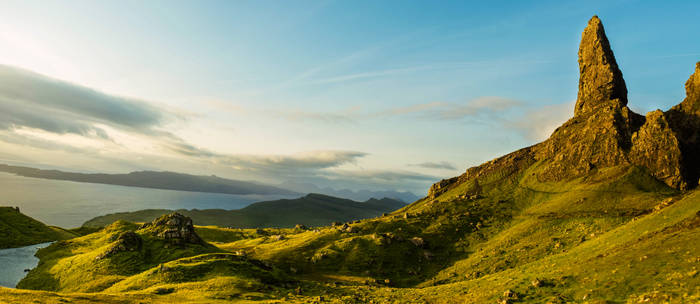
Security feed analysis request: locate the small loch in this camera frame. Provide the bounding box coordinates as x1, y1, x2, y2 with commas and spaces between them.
0, 242, 52, 288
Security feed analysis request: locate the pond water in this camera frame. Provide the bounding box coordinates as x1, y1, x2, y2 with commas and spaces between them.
0, 242, 52, 288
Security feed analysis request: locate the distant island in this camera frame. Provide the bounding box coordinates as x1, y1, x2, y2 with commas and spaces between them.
0, 164, 298, 196
83, 193, 406, 228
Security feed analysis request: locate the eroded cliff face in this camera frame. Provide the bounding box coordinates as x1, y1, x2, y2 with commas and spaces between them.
666, 63, 700, 187
428, 16, 700, 198
630, 110, 685, 189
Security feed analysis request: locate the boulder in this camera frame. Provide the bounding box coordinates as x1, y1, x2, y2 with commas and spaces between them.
410, 237, 425, 247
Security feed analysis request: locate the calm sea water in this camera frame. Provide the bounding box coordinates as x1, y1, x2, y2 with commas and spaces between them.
0, 172, 296, 228
0, 242, 52, 288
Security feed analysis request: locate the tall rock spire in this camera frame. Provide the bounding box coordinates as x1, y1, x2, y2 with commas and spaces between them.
574, 16, 628, 116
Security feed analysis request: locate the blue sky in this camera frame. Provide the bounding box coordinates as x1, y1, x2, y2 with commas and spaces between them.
0, 0, 698, 194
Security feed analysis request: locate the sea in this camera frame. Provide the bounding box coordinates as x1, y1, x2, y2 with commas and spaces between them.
0, 172, 297, 228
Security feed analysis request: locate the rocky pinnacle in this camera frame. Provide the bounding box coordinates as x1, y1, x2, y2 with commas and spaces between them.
574, 15, 628, 116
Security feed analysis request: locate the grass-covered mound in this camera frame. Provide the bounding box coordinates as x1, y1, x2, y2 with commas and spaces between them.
0, 206, 77, 249
105, 253, 292, 300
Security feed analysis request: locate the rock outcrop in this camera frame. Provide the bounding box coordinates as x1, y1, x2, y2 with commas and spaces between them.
574, 16, 628, 117
139, 213, 204, 247
427, 16, 700, 198
666, 62, 700, 187
97, 231, 142, 260
535, 15, 644, 182
630, 110, 685, 189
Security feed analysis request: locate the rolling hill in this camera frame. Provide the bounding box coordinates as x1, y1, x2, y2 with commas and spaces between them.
83, 193, 407, 228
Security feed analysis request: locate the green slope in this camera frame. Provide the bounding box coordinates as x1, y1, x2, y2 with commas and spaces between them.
83, 194, 406, 228
0, 207, 77, 249
7, 165, 698, 303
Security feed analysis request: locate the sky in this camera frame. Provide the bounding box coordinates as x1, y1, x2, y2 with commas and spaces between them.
0, 0, 698, 195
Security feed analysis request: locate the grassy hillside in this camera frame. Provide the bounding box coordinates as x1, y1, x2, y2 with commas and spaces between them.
83, 194, 406, 228
0, 207, 77, 249
3, 165, 698, 303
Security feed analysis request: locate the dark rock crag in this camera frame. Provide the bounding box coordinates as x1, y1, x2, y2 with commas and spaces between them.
428, 16, 700, 199
139, 212, 204, 247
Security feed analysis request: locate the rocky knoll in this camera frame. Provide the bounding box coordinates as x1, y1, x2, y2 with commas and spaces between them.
139, 212, 204, 247
430, 16, 700, 198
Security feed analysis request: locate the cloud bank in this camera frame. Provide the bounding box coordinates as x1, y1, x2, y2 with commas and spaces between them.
0, 65, 169, 138
0, 65, 432, 193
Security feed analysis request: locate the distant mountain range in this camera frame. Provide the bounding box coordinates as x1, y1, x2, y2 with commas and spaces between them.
0, 164, 297, 196
0, 163, 421, 202
278, 180, 421, 203
82, 193, 406, 228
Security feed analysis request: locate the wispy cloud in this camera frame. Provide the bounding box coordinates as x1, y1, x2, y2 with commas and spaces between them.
409, 161, 457, 170
270, 109, 357, 124
206, 96, 523, 125
377, 96, 523, 120
323, 169, 439, 183
508, 101, 573, 141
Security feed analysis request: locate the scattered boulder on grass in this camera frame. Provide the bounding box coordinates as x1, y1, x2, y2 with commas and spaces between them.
654, 197, 676, 211
410, 237, 425, 247
499, 289, 518, 303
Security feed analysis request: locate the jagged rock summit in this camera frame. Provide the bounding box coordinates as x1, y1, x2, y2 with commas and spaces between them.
575, 15, 628, 116
430, 16, 700, 199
